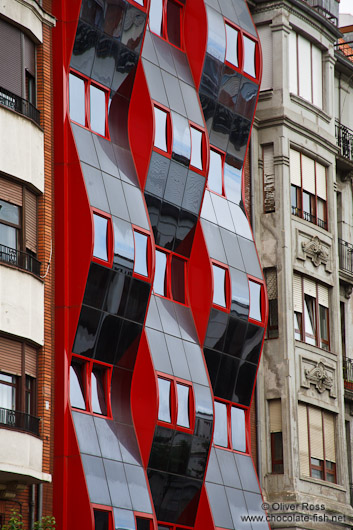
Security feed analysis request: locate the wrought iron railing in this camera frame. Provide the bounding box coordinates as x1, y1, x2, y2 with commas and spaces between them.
338, 239, 353, 275
302, 0, 338, 25
0, 407, 40, 436
291, 207, 327, 230
0, 245, 41, 277
335, 120, 353, 162
0, 86, 40, 125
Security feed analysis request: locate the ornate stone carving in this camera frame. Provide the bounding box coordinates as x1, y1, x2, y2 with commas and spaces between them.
305, 361, 333, 394
301, 236, 329, 267
345, 285, 353, 300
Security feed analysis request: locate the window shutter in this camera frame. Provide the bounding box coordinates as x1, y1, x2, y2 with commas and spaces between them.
269, 399, 282, 433
324, 412, 335, 463
309, 407, 324, 461
316, 162, 326, 200
258, 25, 272, 91
24, 189, 37, 254
0, 336, 22, 376
0, 20, 22, 97
293, 274, 302, 312
289, 32, 298, 95
263, 144, 275, 212
302, 154, 315, 194
265, 268, 277, 300
318, 284, 329, 308
304, 278, 316, 298
24, 344, 37, 378
298, 403, 310, 476
23, 35, 35, 77
312, 44, 322, 108
298, 35, 311, 101
0, 178, 22, 206
290, 150, 301, 186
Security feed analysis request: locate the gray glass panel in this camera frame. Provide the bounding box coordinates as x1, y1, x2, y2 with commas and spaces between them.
244, 492, 269, 530
81, 163, 109, 211
230, 267, 249, 317
142, 59, 168, 107
146, 328, 172, 374
238, 237, 262, 279
205, 482, 233, 529
93, 135, 120, 178
122, 183, 149, 229
213, 401, 227, 447
216, 448, 241, 488
104, 174, 130, 220
155, 297, 181, 337
229, 202, 253, 240
210, 193, 235, 231
234, 453, 260, 493
171, 112, 191, 166
165, 335, 190, 379
81, 454, 111, 505
205, 6, 226, 62
194, 383, 213, 421
180, 83, 204, 127
90, 84, 106, 136
142, 29, 158, 64
113, 217, 134, 269
206, 448, 223, 484
93, 214, 108, 261
224, 157, 242, 204
69, 73, 85, 125
124, 464, 153, 513
201, 219, 226, 262
218, 0, 236, 20
182, 171, 205, 214
112, 144, 138, 186
103, 459, 132, 509
183, 342, 209, 386
220, 228, 244, 270
204, 0, 221, 10
151, 33, 177, 76
231, 0, 257, 37
225, 487, 249, 530
145, 294, 163, 331
162, 71, 186, 115
117, 424, 142, 466
173, 304, 198, 343
71, 22, 98, 77
145, 151, 169, 198
72, 124, 99, 167
164, 161, 188, 206
170, 46, 194, 85
72, 411, 101, 456
113, 508, 135, 530
200, 190, 217, 224
94, 417, 122, 461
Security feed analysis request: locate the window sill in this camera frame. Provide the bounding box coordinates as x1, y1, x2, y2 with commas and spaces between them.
294, 338, 334, 356
289, 93, 331, 124
291, 212, 329, 234
300, 474, 345, 492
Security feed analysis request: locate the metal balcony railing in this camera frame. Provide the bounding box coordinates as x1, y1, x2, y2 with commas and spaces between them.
0, 407, 40, 437
302, 0, 338, 26
0, 86, 40, 126
338, 239, 353, 275
0, 245, 41, 277
291, 207, 327, 230
335, 121, 353, 162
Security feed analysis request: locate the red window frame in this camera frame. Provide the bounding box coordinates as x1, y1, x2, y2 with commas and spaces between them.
157, 524, 193, 530
153, 102, 172, 157
149, 0, 185, 50
211, 260, 230, 312
247, 275, 266, 327
189, 122, 207, 175
135, 513, 154, 530
213, 399, 249, 454
224, 19, 260, 83
156, 373, 195, 434
207, 146, 226, 197
92, 208, 114, 268
306, 406, 337, 484
154, 247, 188, 305
132, 226, 152, 282
69, 69, 110, 139
70, 356, 113, 419
92, 505, 113, 530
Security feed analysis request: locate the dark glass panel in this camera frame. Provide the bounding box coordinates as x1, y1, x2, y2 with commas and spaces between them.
112, 45, 138, 93
80, 0, 105, 28
199, 94, 216, 135
157, 202, 179, 250
146, 151, 170, 199
187, 435, 210, 479
168, 432, 192, 475
167, 0, 181, 47
136, 518, 151, 530
182, 171, 205, 215
204, 308, 228, 351
103, 2, 125, 38
149, 425, 174, 471
115, 320, 142, 368
164, 161, 188, 207
223, 315, 247, 357
144, 193, 162, 239
219, 67, 241, 112
94, 510, 109, 530
209, 103, 233, 152
203, 348, 221, 389
171, 112, 191, 166
228, 115, 251, 161
124, 277, 150, 324
104, 272, 131, 316
70, 362, 86, 410
95, 314, 122, 364
83, 263, 110, 310
173, 210, 197, 257
93, 213, 108, 261
113, 217, 134, 273
243, 323, 264, 364
121, 5, 146, 53
73, 305, 102, 357
199, 55, 223, 99
91, 365, 107, 415
229, 268, 249, 318
171, 256, 185, 304
233, 361, 257, 406
158, 377, 171, 423
170, 45, 194, 84
91, 33, 115, 89
71, 21, 98, 78
215, 354, 240, 401
109, 368, 133, 425
235, 78, 258, 120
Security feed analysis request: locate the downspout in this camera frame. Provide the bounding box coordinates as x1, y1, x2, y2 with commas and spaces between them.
29, 485, 35, 530
37, 484, 43, 523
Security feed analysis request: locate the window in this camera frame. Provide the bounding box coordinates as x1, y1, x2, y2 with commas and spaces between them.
224, 21, 258, 79
212, 263, 229, 309
92, 211, 113, 266
157, 375, 193, 432
190, 125, 205, 172
93, 508, 112, 530
290, 149, 327, 229
153, 248, 187, 304
70, 358, 112, 418
293, 275, 329, 350
264, 268, 278, 339
149, 0, 184, 48
214, 400, 248, 453
263, 144, 275, 213
289, 32, 322, 108
225, 23, 239, 67
136, 516, 153, 530
208, 148, 225, 196
133, 229, 150, 279
69, 71, 109, 137
248, 279, 263, 322
153, 105, 170, 154
269, 400, 283, 473
298, 404, 336, 483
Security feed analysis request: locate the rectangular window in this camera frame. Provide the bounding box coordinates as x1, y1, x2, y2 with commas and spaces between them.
225, 23, 239, 67
269, 399, 283, 473
133, 229, 150, 279
212, 263, 228, 308
190, 126, 204, 171
154, 248, 187, 304
92, 211, 113, 266
289, 32, 322, 108
149, 0, 184, 48
154, 106, 169, 153
298, 404, 336, 483
208, 148, 224, 196
248, 280, 262, 322
157, 375, 193, 432
264, 268, 278, 338
263, 144, 275, 213
214, 400, 248, 453
290, 149, 327, 229
70, 358, 112, 418
93, 508, 112, 530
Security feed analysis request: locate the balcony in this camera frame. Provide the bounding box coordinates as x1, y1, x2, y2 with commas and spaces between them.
338, 239, 353, 275
0, 407, 39, 437
0, 87, 40, 126
343, 358, 353, 394
291, 206, 327, 230
335, 120, 353, 163
0, 245, 41, 277
302, 0, 338, 25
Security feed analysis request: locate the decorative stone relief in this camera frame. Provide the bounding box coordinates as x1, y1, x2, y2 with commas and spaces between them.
296, 230, 332, 272
301, 236, 329, 267
300, 357, 336, 398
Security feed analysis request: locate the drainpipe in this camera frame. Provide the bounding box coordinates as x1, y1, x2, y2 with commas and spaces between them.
29, 485, 35, 530
37, 484, 43, 523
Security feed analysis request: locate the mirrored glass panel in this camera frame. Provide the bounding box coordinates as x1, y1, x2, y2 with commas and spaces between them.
158, 377, 171, 423
243, 35, 256, 78
190, 127, 203, 170
249, 280, 262, 321
90, 84, 106, 136
171, 112, 191, 165
94, 510, 109, 530
208, 149, 223, 195
212, 264, 226, 307
69, 73, 85, 125
154, 106, 168, 152
134, 231, 148, 277
214, 400, 227, 447
176, 383, 190, 428
225, 24, 239, 67
167, 0, 182, 48
91, 366, 107, 415
154, 250, 167, 295
171, 255, 185, 303
231, 406, 246, 452
93, 213, 108, 261
149, 0, 163, 35
70, 363, 86, 410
